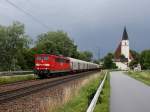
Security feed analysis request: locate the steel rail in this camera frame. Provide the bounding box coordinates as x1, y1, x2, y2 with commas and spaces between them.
0, 71, 99, 104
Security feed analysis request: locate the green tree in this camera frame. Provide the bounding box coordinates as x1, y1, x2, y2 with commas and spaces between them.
78, 51, 93, 62
129, 50, 140, 69
93, 59, 100, 64
17, 48, 35, 70
140, 50, 150, 69
130, 50, 140, 61
120, 54, 126, 59
35, 31, 78, 58
0, 22, 31, 71
129, 60, 138, 69
103, 53, 117, 69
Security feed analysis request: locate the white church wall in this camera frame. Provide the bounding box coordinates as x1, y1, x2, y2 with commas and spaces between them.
115, 62, 129, 70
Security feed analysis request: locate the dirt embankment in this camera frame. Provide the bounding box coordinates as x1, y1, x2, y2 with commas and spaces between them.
0, 72, 101, 112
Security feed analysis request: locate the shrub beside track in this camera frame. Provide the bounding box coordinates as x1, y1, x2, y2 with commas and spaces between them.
0, 74, 36, 85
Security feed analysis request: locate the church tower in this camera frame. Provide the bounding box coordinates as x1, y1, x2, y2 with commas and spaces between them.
121, 27, 130, 62
114, 27, 133, 70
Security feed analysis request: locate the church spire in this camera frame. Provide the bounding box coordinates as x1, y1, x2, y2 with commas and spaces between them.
122, 27, 129, 40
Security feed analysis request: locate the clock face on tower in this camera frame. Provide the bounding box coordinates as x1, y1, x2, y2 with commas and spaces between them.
122, 41, 129, 46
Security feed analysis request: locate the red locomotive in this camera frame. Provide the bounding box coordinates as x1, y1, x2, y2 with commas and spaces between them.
34, 54, 100, 78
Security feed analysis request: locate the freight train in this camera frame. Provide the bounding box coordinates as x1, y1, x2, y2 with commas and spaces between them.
34, 54, 100, 78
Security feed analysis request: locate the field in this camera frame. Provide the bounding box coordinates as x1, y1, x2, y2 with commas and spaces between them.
0, 74, 36, 84
127, 71, 150, 86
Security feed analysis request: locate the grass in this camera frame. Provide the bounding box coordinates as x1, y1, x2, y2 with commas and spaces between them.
127, 71, 150, 86
94, 72, 110, 112
0, 74, 36, 84
55, 71, 105, 112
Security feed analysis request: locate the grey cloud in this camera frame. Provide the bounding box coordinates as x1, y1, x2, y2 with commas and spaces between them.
0, 0, 150, 58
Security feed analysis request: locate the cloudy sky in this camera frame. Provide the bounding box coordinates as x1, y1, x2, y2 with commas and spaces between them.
0, 0, 150, 58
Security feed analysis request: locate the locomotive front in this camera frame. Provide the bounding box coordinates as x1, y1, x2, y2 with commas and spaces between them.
34, 54, 71, 78
34, 54, 51, 78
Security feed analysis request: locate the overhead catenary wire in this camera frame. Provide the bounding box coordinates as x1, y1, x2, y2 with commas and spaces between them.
5, 0, 49, 29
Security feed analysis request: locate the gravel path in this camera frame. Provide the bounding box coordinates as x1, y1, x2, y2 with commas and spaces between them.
110, 71, 150, 112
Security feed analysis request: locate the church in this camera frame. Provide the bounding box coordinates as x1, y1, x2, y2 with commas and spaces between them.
114, 27, 133, 70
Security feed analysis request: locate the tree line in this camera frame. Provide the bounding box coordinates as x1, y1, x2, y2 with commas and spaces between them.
0, 22, 93, 71
102, 50, 150, 70
129, 50, 150, 69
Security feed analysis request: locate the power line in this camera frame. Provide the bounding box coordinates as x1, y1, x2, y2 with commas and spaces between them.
5, 0, 49, 29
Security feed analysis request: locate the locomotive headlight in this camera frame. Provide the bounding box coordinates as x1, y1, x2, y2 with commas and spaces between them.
44, 64, 50, 66
36, 64, 50, 66
36, 64, 40, 66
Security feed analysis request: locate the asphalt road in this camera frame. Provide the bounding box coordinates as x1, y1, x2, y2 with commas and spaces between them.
110, 71, 150, 112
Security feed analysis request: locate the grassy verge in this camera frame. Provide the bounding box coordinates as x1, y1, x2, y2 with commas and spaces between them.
127, 71, 150, 86
94, 72, 110, 112
56, 72, 105, 112
0, 74, 36, 84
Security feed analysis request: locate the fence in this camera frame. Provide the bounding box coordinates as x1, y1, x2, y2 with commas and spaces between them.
86, 71, 107, 112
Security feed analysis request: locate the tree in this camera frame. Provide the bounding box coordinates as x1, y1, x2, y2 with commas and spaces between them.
35, 31, 78, 58
0, 22, 31, 71
140, 50, 150, 69
130, 50, 140, 61
93, 59, 100, 64
103, 53, 117, 69
129, 50, 140, 69
120, 54, 126, 59
129, 60, 138, 69
119, 54, 128, 62
78, 51, 93, 62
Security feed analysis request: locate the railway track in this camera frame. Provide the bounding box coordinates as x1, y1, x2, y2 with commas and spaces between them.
0, 71, 99, 104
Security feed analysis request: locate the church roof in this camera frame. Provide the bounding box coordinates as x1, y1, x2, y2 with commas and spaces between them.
122, 27, 129, 40
114, 42, 121, 60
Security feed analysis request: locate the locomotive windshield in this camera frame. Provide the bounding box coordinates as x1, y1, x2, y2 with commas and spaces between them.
36, 56, 48, 60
